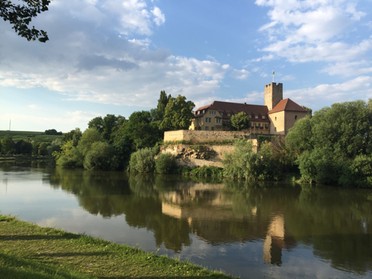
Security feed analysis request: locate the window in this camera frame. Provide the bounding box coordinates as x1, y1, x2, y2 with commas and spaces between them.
262, 115, 266, 119
205, 117, 211, 123
275, 117, 277, 121
210, 110, 216, 115
216, 117, 222, 124
255, 115, 259, 119
295, 115, 298, 120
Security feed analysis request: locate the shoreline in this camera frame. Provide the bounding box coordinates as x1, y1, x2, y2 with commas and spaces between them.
0, 215, 233, 278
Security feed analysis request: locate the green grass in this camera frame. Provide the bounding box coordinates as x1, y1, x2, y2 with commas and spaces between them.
0, 215, 233, 279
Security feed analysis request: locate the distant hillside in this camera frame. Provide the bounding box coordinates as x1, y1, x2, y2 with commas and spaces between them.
0, 130, 63, 143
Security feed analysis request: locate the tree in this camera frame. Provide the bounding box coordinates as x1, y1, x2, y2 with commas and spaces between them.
160, 95, 195, 130
84, 141, 115, 170
77, 128, 103, 156
153, 90, 171, 122
230, 112, 250, 131
88, 114, 126, 142
0, 0, 50, 42
63, 128, 82, 146
124, 111, 162, 149
286, 100, 372, 187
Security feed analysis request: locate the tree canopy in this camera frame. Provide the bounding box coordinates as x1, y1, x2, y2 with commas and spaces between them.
286, 100, 372, 187
160, 95, 195, 131
230, 112, 250, 131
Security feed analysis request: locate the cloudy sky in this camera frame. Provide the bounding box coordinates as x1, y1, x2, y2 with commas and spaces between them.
1, 0, 371, 132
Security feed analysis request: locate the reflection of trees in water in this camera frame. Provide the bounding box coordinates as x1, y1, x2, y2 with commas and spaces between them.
45, 168, 372, 273
286, 187, 372, 274
49, 169, 191, 252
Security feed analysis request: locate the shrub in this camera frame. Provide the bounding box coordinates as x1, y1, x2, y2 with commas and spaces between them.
129, 147, 156, 173
84, 141, 114, 170
155, 153, 177, 174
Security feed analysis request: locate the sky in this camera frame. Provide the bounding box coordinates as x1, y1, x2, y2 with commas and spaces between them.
1, 0, 371, 132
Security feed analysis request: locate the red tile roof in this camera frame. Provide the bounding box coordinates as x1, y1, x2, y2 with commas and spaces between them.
269, 98, 308, 114
195, 101, 269, 121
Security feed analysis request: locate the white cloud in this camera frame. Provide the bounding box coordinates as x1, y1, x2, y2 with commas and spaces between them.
286, 76, 372, 110
152, 6, 165, 26
255, 0, 372, 76
0, 0, 229, 110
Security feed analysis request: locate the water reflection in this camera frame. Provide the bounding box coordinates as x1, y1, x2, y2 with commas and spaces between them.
1, 166, 371, 278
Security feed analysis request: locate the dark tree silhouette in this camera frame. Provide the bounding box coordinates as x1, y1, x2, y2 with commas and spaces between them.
0, 0, 50, 42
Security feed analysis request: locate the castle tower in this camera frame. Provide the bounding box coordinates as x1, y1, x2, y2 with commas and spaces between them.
264, 82, 283, 110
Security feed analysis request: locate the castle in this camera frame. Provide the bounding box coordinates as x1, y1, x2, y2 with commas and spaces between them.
189, 82, 309, 135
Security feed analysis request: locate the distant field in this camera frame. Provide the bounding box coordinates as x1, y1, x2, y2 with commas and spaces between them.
0, 130, 63, 143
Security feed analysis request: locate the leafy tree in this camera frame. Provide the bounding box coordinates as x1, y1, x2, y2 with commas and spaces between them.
1, 136, 15, 155
124, 111, 162, 149
285, 116, 312, 156
286, 100, 372, 187
63, 128, 82, 146
77, 128, 103, 156
152, 90, 171, 122
0, 0, 50, 42
84, 141, 115, 170
230, 112, 250, 131
160, 95, 195, 130
45, 129, 62, 135
88, 114, 126, 142
55, 140, 83, 168
14, 139, 32, 154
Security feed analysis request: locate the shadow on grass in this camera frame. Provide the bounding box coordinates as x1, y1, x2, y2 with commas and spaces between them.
34, 251, 113, 258
0, 252, 87, 279
0, 233, 80, 241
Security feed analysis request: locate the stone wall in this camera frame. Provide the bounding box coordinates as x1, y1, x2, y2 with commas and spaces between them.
164, 130, 252, 143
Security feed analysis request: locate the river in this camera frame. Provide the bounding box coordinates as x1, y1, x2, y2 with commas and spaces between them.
0, 164, 371, 279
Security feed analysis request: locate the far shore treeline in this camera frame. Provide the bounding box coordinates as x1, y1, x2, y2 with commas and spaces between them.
0, 92, 371, 188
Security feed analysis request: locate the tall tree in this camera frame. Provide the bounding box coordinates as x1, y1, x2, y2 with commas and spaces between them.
160, 95, 195, 131
0, 0, 50, 42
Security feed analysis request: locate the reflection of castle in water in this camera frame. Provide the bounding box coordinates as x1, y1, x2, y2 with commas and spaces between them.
263, 215, 285, 265
160, 183, 294, 265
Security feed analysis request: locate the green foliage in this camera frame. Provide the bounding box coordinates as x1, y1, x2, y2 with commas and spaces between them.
230, 111, 250, 131
0, 0, 50, 42
63, 128, 82, 146
88, 114, 126, 142
155, 153, 178, 174
160, 95, 195, 130
83, 141, 115, 170
287, 100, 372, 187
77, 128, 103, 156
223, 140, 285, 181
55, 140, 83, 168
124, 111, 163, 149
129, 148, 157, 173
0, 136, 16, 155
45, 129, 62, 135
189, 166, 223, 180
286, 116, 313, 155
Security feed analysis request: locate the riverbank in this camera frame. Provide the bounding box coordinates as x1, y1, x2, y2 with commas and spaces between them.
0, 215, 233, 279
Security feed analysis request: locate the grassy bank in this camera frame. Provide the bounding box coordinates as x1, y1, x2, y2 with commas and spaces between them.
0, 215, 233, 279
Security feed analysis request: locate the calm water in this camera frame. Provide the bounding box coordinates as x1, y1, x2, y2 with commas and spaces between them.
0, 165, 371, 279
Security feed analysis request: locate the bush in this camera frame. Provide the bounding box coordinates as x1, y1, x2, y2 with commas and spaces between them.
129, 148, 156, 173
84, 141, 115, 170
155, 153, 177, 174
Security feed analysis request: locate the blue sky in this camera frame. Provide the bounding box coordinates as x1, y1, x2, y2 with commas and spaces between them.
1, 0, 371, 132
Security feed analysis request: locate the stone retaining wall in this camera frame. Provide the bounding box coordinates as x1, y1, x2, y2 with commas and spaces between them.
164, 130, 251, 143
